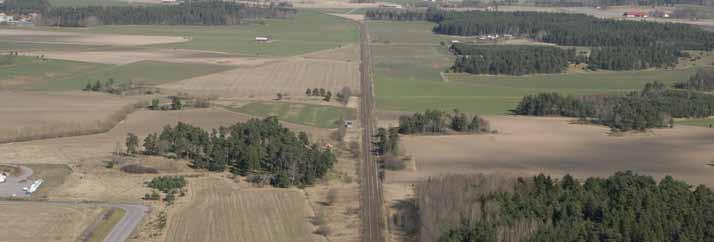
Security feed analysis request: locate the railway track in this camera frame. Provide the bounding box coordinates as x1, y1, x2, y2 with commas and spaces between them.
358, 20, 385, 242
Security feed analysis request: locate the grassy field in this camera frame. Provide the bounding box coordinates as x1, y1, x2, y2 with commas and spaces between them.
36, 11, 359, 56
369, 21, 698, 114
676, 118, 714, 127
87, 208, 126, 242
35, 60, 233, 91
0, 56, 105, 90
0, 203, 103, 242
49, 0, 153, 7
236, 102, 354, 128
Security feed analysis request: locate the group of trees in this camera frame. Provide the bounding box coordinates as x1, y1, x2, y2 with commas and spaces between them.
450, 44, 575, 75
0, 53, 17, 66
674, 68, 714, 91
131, 117, 336, 187
513, 81, 714, 131
0, 0, 50, 14
375, 127, 400, 156
587, 47, 681, 70
435, 171, 714, 242
306, 88, 333, 101
41, 1, 296, 27
144, 176, 186, 205
398, 109, 491, 134
82, 78, 157, 95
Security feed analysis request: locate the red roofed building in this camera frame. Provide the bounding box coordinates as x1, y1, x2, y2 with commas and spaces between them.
623, 11, 648, 18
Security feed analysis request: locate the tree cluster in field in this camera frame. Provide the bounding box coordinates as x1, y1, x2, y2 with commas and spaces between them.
365, 8, 429, 21
513, 81, 714, 131
41, 1, 296, 27
398, 109, 491, 134
82, 78, 159, 95
306, 87, 340, 102
450, 44, 575, 75
144, 176, 186, 205
375, 127, 400, 156
674, 68, 714, 91
0, 52, 18, 66
430, 171, 714, 242
135, 117, 336, 187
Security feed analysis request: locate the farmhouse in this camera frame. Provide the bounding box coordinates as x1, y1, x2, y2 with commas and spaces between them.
623, 11, 648, 18
0, 13, 14, 23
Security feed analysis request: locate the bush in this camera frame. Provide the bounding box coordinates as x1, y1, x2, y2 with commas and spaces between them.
121, 164, 159, 174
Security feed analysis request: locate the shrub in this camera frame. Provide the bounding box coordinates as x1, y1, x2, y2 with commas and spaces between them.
121, 164, 159, 174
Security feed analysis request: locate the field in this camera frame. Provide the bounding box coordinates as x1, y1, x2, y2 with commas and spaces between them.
369, 20, 700, 114
165, 177, 326, 242
676, 118, 714, 127
0, 56, 105, 90
0, 203, 103, 242
0, 91, 141, 143
391, 115, 714, 187
237, 102, 355, 128
29, 11, 359, 56
49, 0, 160, 7
0, 29, 187, 47
161, 58, 360, 99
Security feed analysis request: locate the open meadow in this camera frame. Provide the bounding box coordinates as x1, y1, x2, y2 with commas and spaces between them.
235, 101, 355, 128
0, 203, 103, 242
369, 20, 705, 114
165, 177, 326, 242
390, 115, 714, 187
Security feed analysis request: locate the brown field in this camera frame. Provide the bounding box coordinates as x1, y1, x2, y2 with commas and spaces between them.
25, 49, 276, 66
392, 115, 714, 187
0, 29, 187, 47
165, 177, 326, 242
160, 58, 360, 98
0, 91, 142, 143
0, 203, 103, 242
0, 107, 329, 164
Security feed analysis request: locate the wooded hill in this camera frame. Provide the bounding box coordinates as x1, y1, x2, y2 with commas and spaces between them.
41, 1, 295, 27
139, 117, 336, 187
418, 172, 714, 242
513, 81, 714, 131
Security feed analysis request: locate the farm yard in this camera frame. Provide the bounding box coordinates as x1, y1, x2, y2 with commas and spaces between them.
0, 202, 103, 242
165, 177, 326, 242
390, 115, 714, 188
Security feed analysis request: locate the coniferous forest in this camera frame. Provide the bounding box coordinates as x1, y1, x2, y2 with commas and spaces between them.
450, 44, 575, 75
426, 172, 714, 242
513, 81, 714, 131
140, 117, 336, 188
41, 1, 295, 27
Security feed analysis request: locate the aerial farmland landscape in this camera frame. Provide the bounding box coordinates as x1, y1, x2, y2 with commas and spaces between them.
1, 0, 714, 241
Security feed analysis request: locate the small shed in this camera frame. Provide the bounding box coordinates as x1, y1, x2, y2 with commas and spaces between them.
624, 11, 648, 18
255, 36, 271, 42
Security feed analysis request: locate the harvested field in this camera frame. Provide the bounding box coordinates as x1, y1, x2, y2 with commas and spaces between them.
160, 59, 360, 99
392, 115, 714, 187
26, 49, 276, 66
0, 91, 142, 143
0, 108, 329, 164
165, 177, 326, 242
0, 29, 187, 47
0, 202, 103, 242
302, 44, 360, 62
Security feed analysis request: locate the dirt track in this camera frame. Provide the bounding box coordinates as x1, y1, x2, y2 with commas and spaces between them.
393, 115, 714, 187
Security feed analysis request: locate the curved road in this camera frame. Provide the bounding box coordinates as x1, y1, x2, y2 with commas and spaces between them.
0, 200, 148, 242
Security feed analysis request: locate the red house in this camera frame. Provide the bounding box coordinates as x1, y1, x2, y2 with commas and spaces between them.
623, 11, 648, 18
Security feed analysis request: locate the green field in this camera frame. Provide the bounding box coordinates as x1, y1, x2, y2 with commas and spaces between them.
37, 60, 233, 91
49, 0, 149, 7
369, 21, 699, 114
35, 11, 359, 56
675, 118, 714, 127
236, 102, 354, 128
0, 56, 105, 90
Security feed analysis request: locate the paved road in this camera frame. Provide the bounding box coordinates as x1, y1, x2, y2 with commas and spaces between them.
0, 200, 148, 242
358, 20, 385, 242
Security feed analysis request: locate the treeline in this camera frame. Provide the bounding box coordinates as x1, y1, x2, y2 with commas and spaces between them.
450, 44, 574, 75
365, 8, 428, 21
42, 1, 296, 27
431, 172, 714, 242
588, 47, 681, 70
0, 0, 50, 14
513, 82, 714, 131
674, 68, 714, 91
398, 109, 491, 134
137, 117, 336, 187
429, 10, 714, 50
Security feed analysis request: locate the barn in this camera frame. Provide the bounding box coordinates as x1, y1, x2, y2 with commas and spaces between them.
623, 11, 648, 18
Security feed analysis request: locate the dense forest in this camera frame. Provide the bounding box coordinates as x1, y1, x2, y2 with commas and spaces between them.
674, 68, 714, 91
513, 82, 714, 131
419, 172, 714, 242
138, 117, 336, 187
398, 109, 491, 134
41, 1, 295, 27
588, 47, 681, 70
0, 0, 50, 14
458, 0, 713, 6
450, 44, 574, 74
